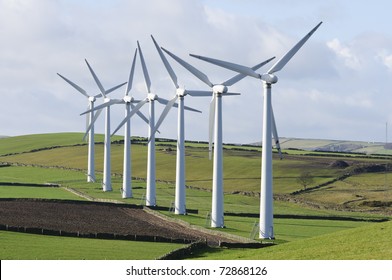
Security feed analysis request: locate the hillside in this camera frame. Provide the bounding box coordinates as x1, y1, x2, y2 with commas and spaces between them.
1, 133, 392, 215
191, 220, 392, 259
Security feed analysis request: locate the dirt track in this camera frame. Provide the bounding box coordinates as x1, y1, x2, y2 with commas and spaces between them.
0, 199, 239, 246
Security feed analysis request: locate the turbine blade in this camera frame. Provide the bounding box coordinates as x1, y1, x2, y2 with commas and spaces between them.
83, 108, 102, 141
85, 59, 106, 97
222, 92, 241, 96
186, 90, 213, 97
156, 97, 169, 105
162, 47, 214, 88
137, 41, 152, 93
57, 73, 89, 98
128, 98, 149, 118
105, 82, 127, 95
271, 107, 283, 159
151, 35, 179, 89
80, 99, 122, 116
130, 103, 150, 126
85, 105, 90, 138
189, 54, 260, 79
209, 95, 216, 160
125, 48, 138, 95
152, 95, 178, 136
223, 57, 275, 86
156, 97, 200, 112
183, 104, 202, 113
112, 98, 149, 136
267, 21, 322, 74
94, 107, 103, 122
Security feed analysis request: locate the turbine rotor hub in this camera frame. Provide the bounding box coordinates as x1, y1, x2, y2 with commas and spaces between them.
88, 96, 96, 102
213, 84, 228, 95
261, 73, 278, 84
176, 88, 187, 97
123, 96, 133, 103
148, 93, 158, 101
104, 97, 111, 103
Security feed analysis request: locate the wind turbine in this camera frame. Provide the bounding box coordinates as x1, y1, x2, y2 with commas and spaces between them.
81, 49, 149, 198
111, 41, 199, 207
161, 47, 275, 227
150, 35, 209, 215
190, 22, 322, 237
84, 58, 127, 192
57, 69, 125, 183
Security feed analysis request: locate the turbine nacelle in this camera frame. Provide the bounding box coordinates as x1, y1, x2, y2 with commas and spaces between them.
148, 93, 158, 101
212, 84, 228, 94
123, 95, 133, 103
176, 87, 187, 97
88, 96, 96, 102
104, 97, 111, 103
260, 73, 278, 84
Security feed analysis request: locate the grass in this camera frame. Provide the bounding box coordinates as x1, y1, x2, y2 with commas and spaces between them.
0, 185, 82, 200
0, 133, 90, 156
3, 140, 376, 195
0, 230, 183, 260
297, 172, 392, 211
189, 220, 392, 260
0, 165, 87, 185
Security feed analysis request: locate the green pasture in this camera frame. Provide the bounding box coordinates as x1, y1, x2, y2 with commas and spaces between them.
190, 220, 392, 260
2, 139, 376, 195
0, 230, 183, 260
0, 133, 89, 156
297, 172, 392, 212
0, 185, 81, 200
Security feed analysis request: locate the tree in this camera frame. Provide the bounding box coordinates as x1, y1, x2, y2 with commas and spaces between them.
297, 172, 314, 190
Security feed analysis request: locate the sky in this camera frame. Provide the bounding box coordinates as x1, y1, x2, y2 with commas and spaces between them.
1, 0, 392, 144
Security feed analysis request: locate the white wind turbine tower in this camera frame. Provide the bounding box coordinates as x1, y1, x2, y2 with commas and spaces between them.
150, 35, 208, 214
81, 49, 149, 198
190, 22, 322, 237
84, 59, 126, 192
57, 69, 125, 183
162, 47, 275, 227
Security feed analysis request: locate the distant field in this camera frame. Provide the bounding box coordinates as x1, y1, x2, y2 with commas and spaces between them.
278, 137, 392, 155
0, 133, 87, 155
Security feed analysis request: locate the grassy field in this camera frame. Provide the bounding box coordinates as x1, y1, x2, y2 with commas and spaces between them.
189, 220, 392, 260
0, 230, 183, 260
3, 138, 381, 195
0, 133, 392, 259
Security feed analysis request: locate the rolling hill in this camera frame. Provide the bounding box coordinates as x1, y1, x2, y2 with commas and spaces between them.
251, 137, 392, 155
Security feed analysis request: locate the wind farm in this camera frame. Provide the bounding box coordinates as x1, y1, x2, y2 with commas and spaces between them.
1, 11, 392, 266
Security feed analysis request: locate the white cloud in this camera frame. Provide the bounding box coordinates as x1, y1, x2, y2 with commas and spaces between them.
377, 49, 392, 70
327, 38, 361, 70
